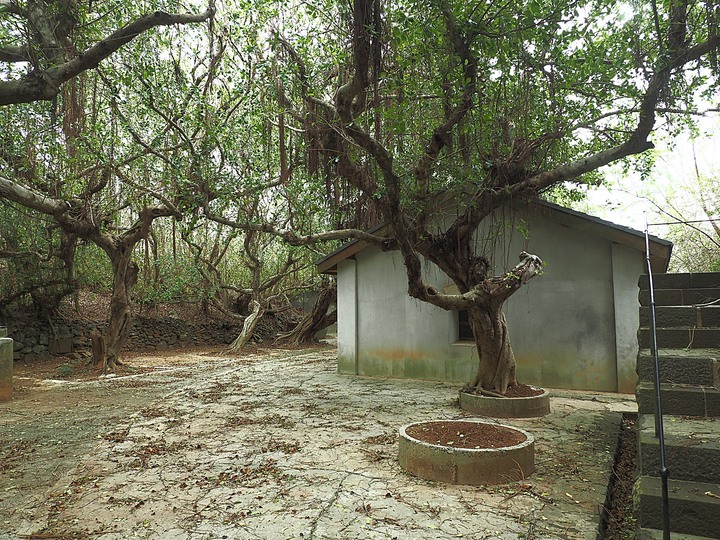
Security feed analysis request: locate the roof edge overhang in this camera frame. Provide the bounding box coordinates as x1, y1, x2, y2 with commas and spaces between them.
315, 198, 673, 275
526, 199, 672, 273
315, 224, 389, 275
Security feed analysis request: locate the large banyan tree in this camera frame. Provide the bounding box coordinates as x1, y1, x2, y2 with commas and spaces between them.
0, 0, 213, 367
257, 0, 720, 394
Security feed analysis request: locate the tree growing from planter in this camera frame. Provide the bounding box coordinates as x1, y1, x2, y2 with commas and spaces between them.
234, 0, 720, 395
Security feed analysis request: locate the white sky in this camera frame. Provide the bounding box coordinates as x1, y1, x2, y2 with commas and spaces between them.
576, 115, 720, 239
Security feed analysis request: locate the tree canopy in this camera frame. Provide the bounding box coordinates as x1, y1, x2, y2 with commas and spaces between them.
1, 0, 719, 381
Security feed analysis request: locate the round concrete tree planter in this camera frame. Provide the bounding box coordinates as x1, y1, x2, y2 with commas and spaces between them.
398, 419, 534, 485
459, 387, 550, 418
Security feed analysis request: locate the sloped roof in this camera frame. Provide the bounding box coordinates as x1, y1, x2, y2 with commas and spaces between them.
316, 198, 673, 275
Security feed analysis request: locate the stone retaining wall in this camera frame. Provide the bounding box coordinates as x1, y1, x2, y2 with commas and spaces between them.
3, 317, 246, 361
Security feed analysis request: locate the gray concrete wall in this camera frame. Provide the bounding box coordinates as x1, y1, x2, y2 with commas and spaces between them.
351, 247, 476, 381
337, 204, 642, 392
611, 243, 643, 393
501, 210, 618, 391
337, 259, 358, 374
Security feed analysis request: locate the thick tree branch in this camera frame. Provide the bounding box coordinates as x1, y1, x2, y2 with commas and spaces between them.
398, 251, 543, 314
119, 206, 177, 252
413, 2, 477, 196
0, 175, 70, 216
0, 6, 214, 106
202, 203, 387, 247
0, 0, 24, 16
0, 45, 31, 62
334, 0, 396, 193
446, 4, 720, 246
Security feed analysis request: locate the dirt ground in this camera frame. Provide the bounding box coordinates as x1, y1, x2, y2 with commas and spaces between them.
0, 345, 636, 540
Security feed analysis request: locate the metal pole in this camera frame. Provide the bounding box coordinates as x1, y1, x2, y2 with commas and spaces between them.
644, 227, 670, 540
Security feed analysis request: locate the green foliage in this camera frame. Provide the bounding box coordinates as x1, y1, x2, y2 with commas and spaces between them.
661, 171, 720, 273
0, 202, 75, 312
133, 258, 205, 305
56, 363, 74, 378
2, 0, 720, 318
75, 244, 112, 291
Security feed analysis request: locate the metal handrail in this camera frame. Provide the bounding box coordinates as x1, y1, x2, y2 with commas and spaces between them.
644, 227, 670, 540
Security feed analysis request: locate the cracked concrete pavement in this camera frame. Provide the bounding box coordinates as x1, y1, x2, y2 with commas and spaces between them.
1, 345, 636, 539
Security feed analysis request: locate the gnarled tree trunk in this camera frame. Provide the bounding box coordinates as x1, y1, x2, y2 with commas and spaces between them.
406, 246, 543, 396
281, 282, 337, 345
104, 251, 139, 368
228, 300, 262, 352
92, 207, 175, 370
466, 306, 517, 395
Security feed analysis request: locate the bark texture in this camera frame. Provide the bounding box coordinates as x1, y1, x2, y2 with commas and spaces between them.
228, 300, 262, 352
281, 283, 337, 346
0, 175, 177, 368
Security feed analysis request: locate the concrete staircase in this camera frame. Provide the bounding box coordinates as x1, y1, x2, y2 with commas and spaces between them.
635, 273, 720, 539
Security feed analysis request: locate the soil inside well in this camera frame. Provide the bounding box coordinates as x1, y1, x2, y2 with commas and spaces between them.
503, 383, 545, 398
405, 421, 527, 449
464, 383, 545, 398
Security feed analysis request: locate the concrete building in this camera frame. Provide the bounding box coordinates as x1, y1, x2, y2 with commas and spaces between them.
317, 199, 672, 393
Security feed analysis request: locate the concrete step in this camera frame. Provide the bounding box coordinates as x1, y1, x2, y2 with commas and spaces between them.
639, 273, 720, 291
638, 414, 720, 484
636, 382, 720, 417
638, 328, 720, 349
640, 305, 720, 328
635, 476, 720, 538
639, 288, 720, 307
637, 350, 719, 386
637, 528, 720, 540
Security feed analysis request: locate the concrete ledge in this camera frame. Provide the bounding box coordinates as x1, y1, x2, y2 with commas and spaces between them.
639, 328, 720, 349
637, 528, 720, 540
636, 383, 720, 417
640, 273, 720, 291
638, 414, 720, 484
637, 354, 717, 386
640, 306, 720, 328
635, 476, 720, 538
398, 420, 534, 485
0, 337, 13, 402
459, 388, 550, 418
639, 288, 720, 307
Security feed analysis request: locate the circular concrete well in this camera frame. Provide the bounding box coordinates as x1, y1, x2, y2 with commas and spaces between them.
459, 388, 550, 418
398, 419, 534, 485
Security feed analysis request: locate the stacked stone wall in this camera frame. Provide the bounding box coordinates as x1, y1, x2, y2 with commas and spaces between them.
4, 317, 246, 361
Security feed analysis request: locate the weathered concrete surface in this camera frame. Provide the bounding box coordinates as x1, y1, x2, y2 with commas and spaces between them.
335, 201, 656, 393
459, 388, 551, 418
636, 382, 720, 416
398, 421, 535, 485
0, 347, 635, 539
638, 414, 720, 484
635, 476, 720, 537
